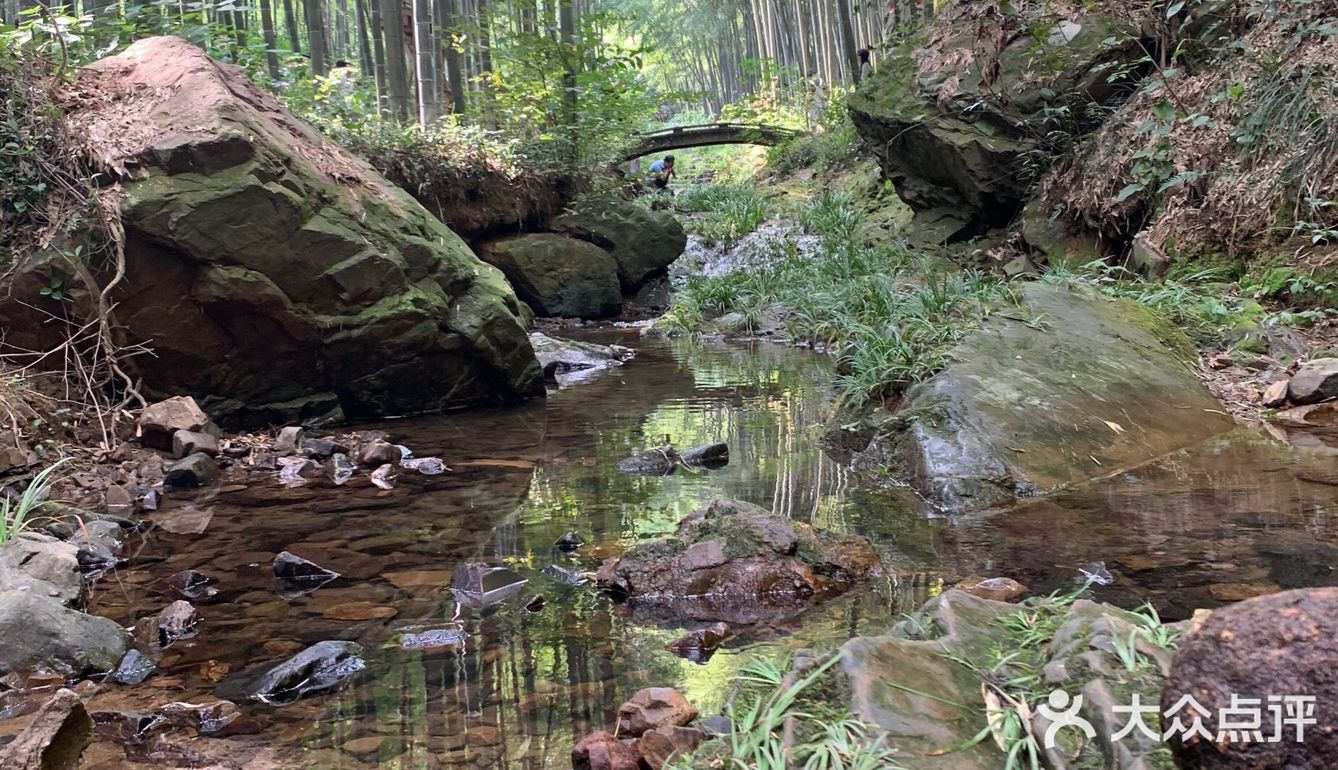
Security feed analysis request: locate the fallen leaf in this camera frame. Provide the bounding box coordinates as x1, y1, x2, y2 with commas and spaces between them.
1102, 420, 1126, 434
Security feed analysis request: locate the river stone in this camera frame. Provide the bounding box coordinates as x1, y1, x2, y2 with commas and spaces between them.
171, 429, 219, 459
552, 198, 687, 290
0, 689, 92, 770
571, 730, 641, 770
138, 397, 211, 451
847, 5, 1143, 234
637, 724, 705, 768
1161, 588, 1338, 769
112, 649, 156, 685
215, 640, 365, 705
17, 37, 541, 426
868, 283, 1234, 513
0, 533, 85, 607
164, 452, 217, 487
595, 498, 878, 624
1287, 358, 1338, 405
531, 333, 635, 381
476, 234, 623, 319
616, 687, 698, 737
0, 591, 127, 677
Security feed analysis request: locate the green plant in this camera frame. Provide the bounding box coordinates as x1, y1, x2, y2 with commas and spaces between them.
1109, 629, 1144, 672
0, 458, 69, 545
679, 653, 903, 770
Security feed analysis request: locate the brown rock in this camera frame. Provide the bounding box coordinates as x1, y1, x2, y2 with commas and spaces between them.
955, 575, 1029, 603
571, 730, 641, 770
1208, 353, 1233, 370
322, 602, 399, 621
667, 622, 732, 663
157, 600, 199, 646
139, 397, 210, 451
358, 440, 403, 468
1207, 582, 1282, 602
638, 724, 705, 768
0, 688, 91, 770
262, 639, 305, 656
1162, 587, 1338, 769
616, 687, 697, 737
1261, 378, 1290, 408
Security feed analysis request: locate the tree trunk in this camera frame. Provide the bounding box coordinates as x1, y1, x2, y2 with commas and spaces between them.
379, 0, 410, 120
368, 0, 389, 114
282, 0, 302, 52
258, 0, 282, 78
305, 0, 330, 74
836, 0, 859, 83
442, 0, 466, 116
412, 0, 437, 125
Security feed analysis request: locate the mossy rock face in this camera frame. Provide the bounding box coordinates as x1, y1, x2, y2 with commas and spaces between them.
871, 283, 1234, 513
552, 198, 687, 291
848, 6, 1144, 233
594, 498, 879, 626
475, 234, 624, 319
32, 37, 542, 425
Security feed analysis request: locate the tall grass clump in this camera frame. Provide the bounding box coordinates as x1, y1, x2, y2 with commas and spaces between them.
675, 181, 771, 249
664, 190, 1013, 407
0, 458, 68, 545
671, 653, 902, 770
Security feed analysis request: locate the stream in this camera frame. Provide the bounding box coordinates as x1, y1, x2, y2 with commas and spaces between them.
74, 331, 1338, 769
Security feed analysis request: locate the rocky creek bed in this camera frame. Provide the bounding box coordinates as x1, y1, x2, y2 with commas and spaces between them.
1, 332, 1336, 769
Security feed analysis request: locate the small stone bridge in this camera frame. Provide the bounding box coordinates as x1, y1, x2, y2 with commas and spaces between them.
623, 122, 804, 161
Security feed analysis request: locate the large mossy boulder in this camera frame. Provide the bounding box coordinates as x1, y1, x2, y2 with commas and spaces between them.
847, 4, 1146, 238
865, 283, 1234, 513
595, 498, 879, 625
552, 199, 687, 291
477, 234, 624, 319
2, 37, 542, 424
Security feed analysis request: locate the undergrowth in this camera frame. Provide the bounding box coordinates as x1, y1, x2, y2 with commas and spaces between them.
672, 652, 903, 770
662, 190, 1014, 408
0, 457, 67, 544
675, 182, 772, 249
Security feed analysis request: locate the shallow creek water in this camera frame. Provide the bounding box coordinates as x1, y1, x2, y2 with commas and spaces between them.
56, 332, 1338, 769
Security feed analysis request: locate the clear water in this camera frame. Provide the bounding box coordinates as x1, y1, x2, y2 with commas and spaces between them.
24, 332, 1338, 769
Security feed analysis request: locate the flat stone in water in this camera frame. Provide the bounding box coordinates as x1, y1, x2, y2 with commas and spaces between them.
112, 650, 156, 685
450, 563, 528, 607
394, 626, 467, 651
215, 640, 365, 705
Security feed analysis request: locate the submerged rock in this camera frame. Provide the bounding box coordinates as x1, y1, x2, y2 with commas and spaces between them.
0, 591, 127, 677
531, 333, 636, 383
273, 551, 340, 584
0, 689, 92, 770
393, 626, 467, 651
637, 724, 705, 769
680, 442, 728, 468
156, 600, 200, 646
955, 575, 1029, 603
595, 499, 878, 624
1162, 587, 1338, 769
617, 442, 729, 475
666, 622, 731, 664
862, 284, 1233, 513
20, 37, 542, 425
450, 563, 527, 608
111, 649, 156, 685
166, 570, 218, 602
477, 234, 623, 319
171, 429, 219, 459
215, 640, 365, 705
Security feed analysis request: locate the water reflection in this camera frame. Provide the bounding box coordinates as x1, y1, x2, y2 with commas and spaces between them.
65, 334, 1338, 770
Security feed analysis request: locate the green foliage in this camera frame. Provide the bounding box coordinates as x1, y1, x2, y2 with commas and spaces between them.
676, 181, 771, 248
664, 189, 1013, 407
0, 458, 68, 545
673, 653, 902, 770
766, 88, 860, 176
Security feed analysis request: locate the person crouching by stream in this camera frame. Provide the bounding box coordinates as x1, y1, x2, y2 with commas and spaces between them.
648, 155, 676, 191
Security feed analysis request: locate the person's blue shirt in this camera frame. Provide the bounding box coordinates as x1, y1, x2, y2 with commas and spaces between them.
649, 159, 666, 174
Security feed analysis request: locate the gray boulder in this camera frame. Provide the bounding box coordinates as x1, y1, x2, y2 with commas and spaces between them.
164, 452, 217, 487
553, 198, 687, 290
1288, 358, 1338, 405
863, 283, 1234, 512
139, 397, 211, 451
477, 234, 623, 319
0, 591, 127, 677
0, 533, 85, 607
2, 37, 541, 426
